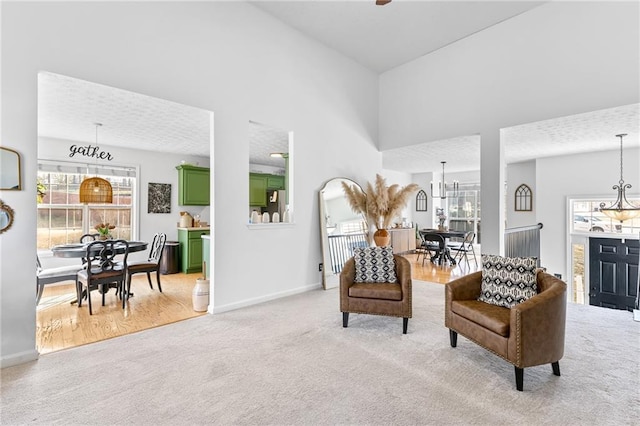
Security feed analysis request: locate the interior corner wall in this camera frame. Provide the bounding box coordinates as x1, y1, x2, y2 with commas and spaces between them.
1, 2, 380, 366
379, 1, 639, 257
536, 147, 640, 279
506, 161, 537, 229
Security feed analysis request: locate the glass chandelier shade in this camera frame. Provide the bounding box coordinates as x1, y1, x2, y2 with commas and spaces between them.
599, 134, 640, 222
79, 123, 113, 204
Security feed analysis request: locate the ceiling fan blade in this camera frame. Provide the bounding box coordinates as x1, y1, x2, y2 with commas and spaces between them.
376, 0, 392, 5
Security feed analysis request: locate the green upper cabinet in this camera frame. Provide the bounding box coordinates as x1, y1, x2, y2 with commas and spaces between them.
249, 173, 284, 207
176, 165, 210, 205
266, 174, 284, 190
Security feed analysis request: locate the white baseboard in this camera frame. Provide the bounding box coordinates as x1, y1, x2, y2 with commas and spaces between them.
633, 309, 640, 322
212, 282, 321, 314
1, 349, 39, 369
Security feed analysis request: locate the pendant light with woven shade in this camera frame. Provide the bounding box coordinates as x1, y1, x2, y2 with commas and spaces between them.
79, 123, 113, 204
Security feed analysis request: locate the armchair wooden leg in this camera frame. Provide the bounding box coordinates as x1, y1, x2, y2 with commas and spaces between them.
403, 317, 408, 334
342, 312, 349, 328
515, 367, 524, 391
552, 361, 561, 376
449, 329, 457, 347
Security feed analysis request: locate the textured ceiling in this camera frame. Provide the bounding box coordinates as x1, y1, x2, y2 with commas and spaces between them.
251, 0, 545, 73
248, 121, 289, 168
38, 72, 639, 176
38, 72, 212, 157
38, 72, 289, 167
382, 103, 640, 174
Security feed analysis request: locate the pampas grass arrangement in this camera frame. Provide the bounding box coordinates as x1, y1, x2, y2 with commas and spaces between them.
342, 174, 419, 230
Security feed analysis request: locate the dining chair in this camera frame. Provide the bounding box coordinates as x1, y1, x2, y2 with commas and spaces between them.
77, 239, 129, 314
80, 233, 99, 243
419, 231, 446, 265
448, 231, 477, 267
124, 233, 167, 300
36, 256, 83, 305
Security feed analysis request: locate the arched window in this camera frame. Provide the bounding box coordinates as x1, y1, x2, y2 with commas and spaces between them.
515, 184, 533, 211
416, 189, 427, 211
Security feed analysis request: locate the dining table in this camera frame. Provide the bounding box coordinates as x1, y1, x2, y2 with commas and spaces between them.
421, 229, 466, 265
51, 240, 148, 303
51, 240, 148, 258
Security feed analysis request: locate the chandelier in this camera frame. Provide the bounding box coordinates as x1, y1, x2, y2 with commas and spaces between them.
79, 123, 113, 204
430, 161, 459, 200
599, 133, 640, 222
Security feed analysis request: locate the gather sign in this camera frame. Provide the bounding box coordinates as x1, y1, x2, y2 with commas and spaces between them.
69, 144, 113, 161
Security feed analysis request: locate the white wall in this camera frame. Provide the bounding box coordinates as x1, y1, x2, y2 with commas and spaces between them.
0, 2, 380, 366
380, 1, 640, 255
536, 147, 640, 278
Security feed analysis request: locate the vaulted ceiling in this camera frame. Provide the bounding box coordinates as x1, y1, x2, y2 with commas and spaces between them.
37, 2, 639, 175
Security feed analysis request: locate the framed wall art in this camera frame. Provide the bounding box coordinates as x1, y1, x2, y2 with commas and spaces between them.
148, 183, 171, 213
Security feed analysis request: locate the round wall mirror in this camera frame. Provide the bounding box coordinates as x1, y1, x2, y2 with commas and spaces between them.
318, 177, 368, 289
0, 199, 15, 234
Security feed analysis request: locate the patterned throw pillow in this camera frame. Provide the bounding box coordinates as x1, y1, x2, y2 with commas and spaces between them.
478, 254, 538, 308
353, 246, 397, 283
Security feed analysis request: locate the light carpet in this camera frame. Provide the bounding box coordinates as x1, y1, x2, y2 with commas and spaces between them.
1, 280, 638, 425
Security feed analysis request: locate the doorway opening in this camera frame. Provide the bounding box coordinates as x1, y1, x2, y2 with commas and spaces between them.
36, 71, 214, 354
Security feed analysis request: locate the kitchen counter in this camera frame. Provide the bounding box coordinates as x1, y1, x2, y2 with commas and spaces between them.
177, 226, 210, 231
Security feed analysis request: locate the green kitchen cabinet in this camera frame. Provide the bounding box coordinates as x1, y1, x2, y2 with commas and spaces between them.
266, 174, 284, 190
249, 173, 285, 207
176, 165, 210, 205
249, 174, 268, 207
178, 228, 210, 273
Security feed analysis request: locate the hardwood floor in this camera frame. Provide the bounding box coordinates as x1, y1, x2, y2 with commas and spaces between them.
403, 250, 480, 284
37, 251, 479, 354
36, 272, 205, 354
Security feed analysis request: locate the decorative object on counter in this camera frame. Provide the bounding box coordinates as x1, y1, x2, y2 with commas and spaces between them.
430, 161, 458, 200
148, 183, 171, 213
251, 210, 261, 224
342, 174, 419, 247
94, 222, 115, 240
179, 211, 193, 228
272, 212, 280, 223
0, 199, 15, 234
79, 123, 113, 204
0, 146, 22, 190
283, 208, 291, 223
262, 212, 270, 223
599, 134, 640, 222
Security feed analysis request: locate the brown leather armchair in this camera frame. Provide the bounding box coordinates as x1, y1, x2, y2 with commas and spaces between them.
340, 255, 412, 334
445, 270, 566, 391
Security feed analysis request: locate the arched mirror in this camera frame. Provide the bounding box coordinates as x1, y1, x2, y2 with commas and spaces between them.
0, 199, 15, 234
0, 147, 22, 190
319, 178, 368, 289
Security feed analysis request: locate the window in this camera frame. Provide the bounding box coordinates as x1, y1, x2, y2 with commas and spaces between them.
570, 198, 640, 235
37, 160, 137, 250
447, 185, 481, 243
